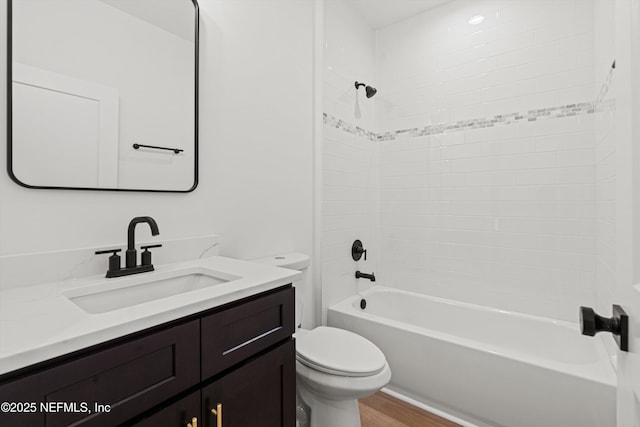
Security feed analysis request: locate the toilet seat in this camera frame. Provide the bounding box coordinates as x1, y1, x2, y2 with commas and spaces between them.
295, 326, 386, 377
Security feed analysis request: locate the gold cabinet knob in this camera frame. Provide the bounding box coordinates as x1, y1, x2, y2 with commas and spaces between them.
187, 416, 197, 427
211, 403, 222, 427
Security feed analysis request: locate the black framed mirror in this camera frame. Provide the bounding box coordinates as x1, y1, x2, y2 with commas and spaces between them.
7, 0, 199, 192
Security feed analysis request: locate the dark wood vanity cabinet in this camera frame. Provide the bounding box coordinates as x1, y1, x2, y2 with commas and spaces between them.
0, 286, 295, 427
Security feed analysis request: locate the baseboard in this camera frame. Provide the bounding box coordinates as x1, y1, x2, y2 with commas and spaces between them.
380, 387, 482, 427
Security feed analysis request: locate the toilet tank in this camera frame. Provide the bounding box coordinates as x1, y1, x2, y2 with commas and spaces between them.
252, 253, 310, 328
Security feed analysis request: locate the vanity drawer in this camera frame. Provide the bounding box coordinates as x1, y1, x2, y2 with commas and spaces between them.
201, 286, 294, 379
0, 320, 199, 427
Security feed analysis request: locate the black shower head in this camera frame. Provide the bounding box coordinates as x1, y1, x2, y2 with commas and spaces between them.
365, 86, 377, 98
355, 81, 377, 98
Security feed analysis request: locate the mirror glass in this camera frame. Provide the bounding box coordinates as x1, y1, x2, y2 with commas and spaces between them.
8, 0, 198, 192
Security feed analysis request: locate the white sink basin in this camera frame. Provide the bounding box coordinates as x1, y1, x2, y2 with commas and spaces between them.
65, 269, 240, 314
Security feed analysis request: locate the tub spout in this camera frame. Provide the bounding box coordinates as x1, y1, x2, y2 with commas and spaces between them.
355, 271, 376, 282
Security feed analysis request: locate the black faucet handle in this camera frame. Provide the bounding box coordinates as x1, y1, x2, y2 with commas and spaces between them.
95, 248, 122, 255
141, 244, 162, 250
141, 244, 162, 266
95, 248, 122, 276
352, 240, 368, 261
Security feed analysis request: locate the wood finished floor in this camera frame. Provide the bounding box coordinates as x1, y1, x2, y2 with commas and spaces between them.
359, 392, 461, 427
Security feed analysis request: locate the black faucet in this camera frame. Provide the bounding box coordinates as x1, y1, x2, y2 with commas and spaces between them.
355, 271, 376, 282
95, 216, 162, 278
126, 216, 159, 268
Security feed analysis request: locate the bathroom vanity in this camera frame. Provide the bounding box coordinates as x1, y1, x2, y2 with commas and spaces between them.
0, 256, 299, 426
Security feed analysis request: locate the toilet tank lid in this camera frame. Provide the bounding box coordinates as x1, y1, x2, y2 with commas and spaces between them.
252, 252, 310, 270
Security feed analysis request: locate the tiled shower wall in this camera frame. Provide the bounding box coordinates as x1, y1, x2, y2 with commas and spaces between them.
375, 0, 597, 321
375, 1, 595, 132
377, 120, 597, 321
323, 0, 603, 322
321, 0, 378, 322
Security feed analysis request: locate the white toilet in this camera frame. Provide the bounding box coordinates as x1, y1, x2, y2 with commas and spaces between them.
254, 253, 391, 427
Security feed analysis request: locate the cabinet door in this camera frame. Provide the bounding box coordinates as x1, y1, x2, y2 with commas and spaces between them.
131, 390, 200, 427
0, 320, 199, 427
201, 340, 295, 427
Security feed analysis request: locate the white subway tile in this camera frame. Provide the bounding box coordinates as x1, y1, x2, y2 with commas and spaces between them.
535, 132, 594, 151
323, 185, 370, 202
471, 171, 518, 186
492, 201, 595, 219
449, 201, 495, 216
437, 89, 486, 109
554, 84, 594, 106
517, 116, 580, 137
443, 58, 497, 81
497, 217, 595, 236
440, 143, 484, 160
497, 2, 555, 29
442, 173, 468, 187
465, 124, 518, 143
516, 166, 595, 185
445, 187, 485, 201
379, 160, 430, 176
482, 80, 539, 102
450, 104, 490, 122
324, 171, 369, 188
495, 42, 555, 69
554, 32, 595, 56
439, 45, 483, 69
433, 131, 465, 146
482, 138, 536, 155
379, 174, 428, 189
556, 148, 594, 167
449, 157, 491, 173
512, 54, 578, 81
481, 29, 537, 58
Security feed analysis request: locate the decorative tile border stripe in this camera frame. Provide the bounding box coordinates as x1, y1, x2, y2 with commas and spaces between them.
323, 113, 376, 141
324, 66, 616, 143
324, 102, 595, 143
376, 101, 594, 141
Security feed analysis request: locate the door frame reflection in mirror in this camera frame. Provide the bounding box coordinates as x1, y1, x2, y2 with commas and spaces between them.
5, 0, 200, 192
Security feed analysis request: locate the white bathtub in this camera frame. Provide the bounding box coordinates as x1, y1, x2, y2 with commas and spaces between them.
328, 286, 616, 427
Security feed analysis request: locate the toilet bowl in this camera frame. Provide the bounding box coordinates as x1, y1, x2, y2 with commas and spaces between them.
295, 326, 391, 427
253, 253, 391, 427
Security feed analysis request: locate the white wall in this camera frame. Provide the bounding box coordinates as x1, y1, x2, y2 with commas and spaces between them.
202, 0, 314, 261
0, 1, 314, 273
321, 0, 377, 321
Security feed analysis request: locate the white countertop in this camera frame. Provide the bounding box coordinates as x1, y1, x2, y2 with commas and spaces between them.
0, 256, 301, 376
